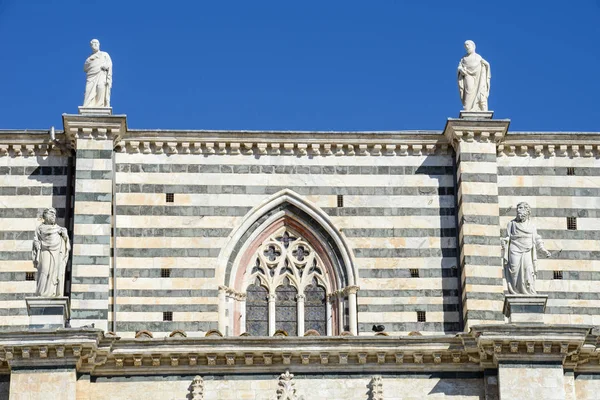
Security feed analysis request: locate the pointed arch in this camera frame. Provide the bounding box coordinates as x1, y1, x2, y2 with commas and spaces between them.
216, 189, 359, 336
217, 189, 358, 289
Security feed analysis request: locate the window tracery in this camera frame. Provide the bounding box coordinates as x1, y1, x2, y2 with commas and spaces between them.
244, 227, 329, 336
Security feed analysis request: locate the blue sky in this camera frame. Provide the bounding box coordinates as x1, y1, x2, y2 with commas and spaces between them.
1, 1, 599, 131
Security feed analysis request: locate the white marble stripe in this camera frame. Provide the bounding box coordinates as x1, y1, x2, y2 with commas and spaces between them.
115, 153, 454, 166
115, 172, 454, 187
115, 193, 456, 208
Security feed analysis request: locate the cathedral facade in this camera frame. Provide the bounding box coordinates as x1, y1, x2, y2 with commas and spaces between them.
0, 111, 599, 399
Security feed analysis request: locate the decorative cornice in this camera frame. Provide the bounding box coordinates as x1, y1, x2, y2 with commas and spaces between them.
498, 142, 600, 158
443, 118, 511, 148
62, 114, 128, 150
115, 129, 449, 157
0, 130, 69, 157
1, 325, 597, 376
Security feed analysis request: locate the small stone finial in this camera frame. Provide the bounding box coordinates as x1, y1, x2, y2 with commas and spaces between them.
369, 376, 384, 400
190, 375, 204, 400
275, 370, 304, 400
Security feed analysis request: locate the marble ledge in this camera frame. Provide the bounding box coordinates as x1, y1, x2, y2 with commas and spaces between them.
497, 143, 600, 158
114, 141, 449, 156
1, 326, 599, 375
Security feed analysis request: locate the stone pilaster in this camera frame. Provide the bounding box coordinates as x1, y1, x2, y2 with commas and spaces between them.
470, 324, 591, 400
444, 117, 510, 329
63, 114, 126, 331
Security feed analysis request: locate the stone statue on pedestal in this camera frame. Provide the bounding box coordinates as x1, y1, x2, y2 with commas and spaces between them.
32, 208, 70, 297
501, 202, 551, 295
457, 40, 491, 112
82, 39, 112, 108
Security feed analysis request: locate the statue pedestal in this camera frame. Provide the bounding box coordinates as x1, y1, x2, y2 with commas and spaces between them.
78, 106, 112, 116
25, 297, 70, 329
503, 295, 547, 324
459, 110, 494, 120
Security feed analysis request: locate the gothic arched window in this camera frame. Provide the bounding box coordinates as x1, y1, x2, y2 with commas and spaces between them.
243, 227, 331, 336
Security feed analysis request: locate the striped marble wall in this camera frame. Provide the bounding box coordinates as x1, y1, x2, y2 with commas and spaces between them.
497, 136, 600, 326
0, 132, 70, 331
63, 115, 126, 332
113, 136, 461, 337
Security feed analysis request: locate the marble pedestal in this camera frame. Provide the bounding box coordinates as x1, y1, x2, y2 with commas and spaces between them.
503, 295, 547, 323
459, 110, 494, 119
25, 297, 70, 329
78, 106, 112, 116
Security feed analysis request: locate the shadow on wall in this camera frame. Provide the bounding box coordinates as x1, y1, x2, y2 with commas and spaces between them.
428, 377, 486, 398
28, 154, 75, 296
27, 158, 71, 225
415, 154, 461, 334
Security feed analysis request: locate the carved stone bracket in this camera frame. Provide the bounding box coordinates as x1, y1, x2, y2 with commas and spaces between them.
443, 118, 511, 149
62, 114, 127, 151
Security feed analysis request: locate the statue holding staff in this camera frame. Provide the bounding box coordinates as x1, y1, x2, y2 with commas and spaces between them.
457, 40, 491, 112
501, 202, 551, 295
82, 39, 112, 108
32, 208, 70, 297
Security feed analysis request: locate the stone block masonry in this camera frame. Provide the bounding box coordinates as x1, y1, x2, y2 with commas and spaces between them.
0, 130, 70, 332
444, 118, 510, 329
114, 135, 461, 337
63, 115, 126, 332
497, 135, 600, 327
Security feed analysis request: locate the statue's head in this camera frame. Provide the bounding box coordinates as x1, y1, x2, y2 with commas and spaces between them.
42, 208, 57, 225
464, 40, 476, 54
516, 202, 531, 222
90, 39, 100, 53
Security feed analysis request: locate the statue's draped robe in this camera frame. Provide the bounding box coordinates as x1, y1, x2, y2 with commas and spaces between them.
503, 219, 545, 295
32, 224, 70, 297
457, 53, 489, 111
83, 51, 112, 107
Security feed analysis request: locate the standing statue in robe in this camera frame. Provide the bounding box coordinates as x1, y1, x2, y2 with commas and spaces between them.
501, 202, 551, 295
32, 208, 70, 297
82, 39, 112, 108
457, 40, 491, 112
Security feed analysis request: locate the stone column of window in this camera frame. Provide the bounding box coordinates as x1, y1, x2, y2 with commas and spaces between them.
268, 293, 277, 336
296, 294, 306, 335
346, 285, 359, 336
444, 117, 510, 329
337, 291, 345, 333
218, 286, 227, 334
238, 292, 247, 335
326, 294, 334, 336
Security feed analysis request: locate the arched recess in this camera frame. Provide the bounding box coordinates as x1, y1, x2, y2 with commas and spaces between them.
217, 189, 359, 336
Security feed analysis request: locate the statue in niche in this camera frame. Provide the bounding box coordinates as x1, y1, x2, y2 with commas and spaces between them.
32, 208, 70, 297
82, 38, 112, 108
501, 202, 551, 295
457, 40, 491, 111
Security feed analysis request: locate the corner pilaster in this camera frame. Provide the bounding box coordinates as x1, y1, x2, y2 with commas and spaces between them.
62, 114, 127, 332
444, 117, 510, 329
